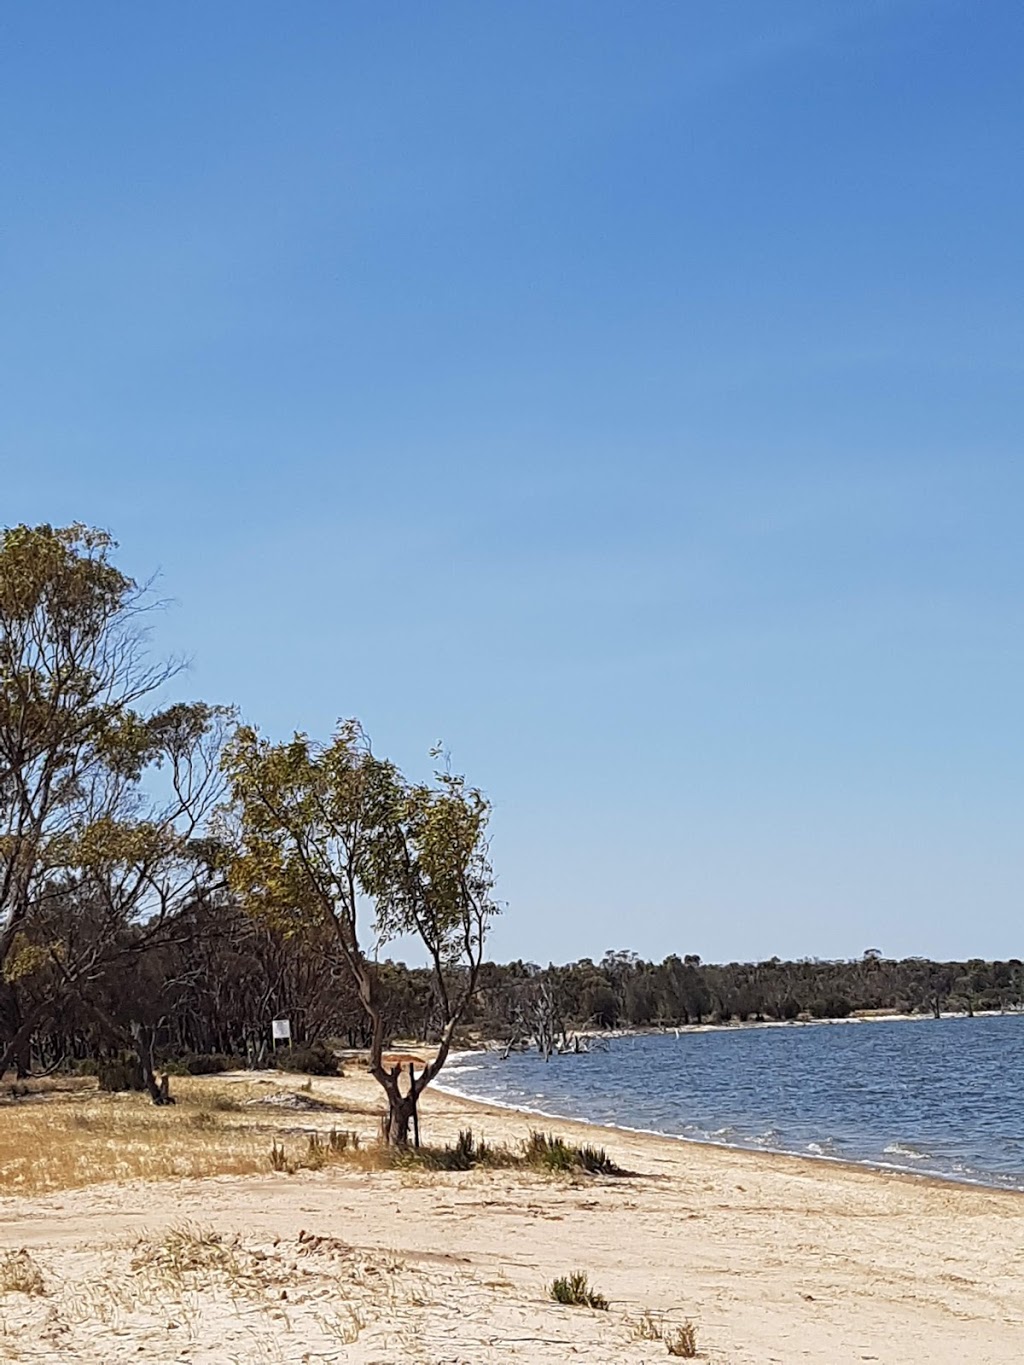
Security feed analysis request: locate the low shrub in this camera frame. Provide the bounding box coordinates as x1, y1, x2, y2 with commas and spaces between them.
384, 1127, 625, 1176
165, 1053, 241, 1076
96, 1054, 145, 1093
328, 1128, 359, 1153
273, 1042, 341, 1076
269, 1129, 360, 1176
549, 1271, 608, 1310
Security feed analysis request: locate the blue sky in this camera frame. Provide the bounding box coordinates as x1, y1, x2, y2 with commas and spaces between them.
2, 2, 1022, 964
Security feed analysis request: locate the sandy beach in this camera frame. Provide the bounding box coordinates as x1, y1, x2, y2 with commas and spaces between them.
0, 1067, 1020, 1364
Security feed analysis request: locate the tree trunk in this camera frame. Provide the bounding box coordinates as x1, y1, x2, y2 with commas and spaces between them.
131, 1022, 174, 1106
383, 1093, 416, 1145
0, 1004, 46, 1080
377, 1062, 420, 1146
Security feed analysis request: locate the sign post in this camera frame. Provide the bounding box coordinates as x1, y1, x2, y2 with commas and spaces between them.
271, 1019, 291, 1053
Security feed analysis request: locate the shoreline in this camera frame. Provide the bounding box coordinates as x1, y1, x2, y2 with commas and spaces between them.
440, 1013, 1024, 1196
434, 1073, 1024, 1199
511, 1004, 1024, 1045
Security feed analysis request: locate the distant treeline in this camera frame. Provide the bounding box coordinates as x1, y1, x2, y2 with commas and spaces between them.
472, 949, 1024, 1035
11, 920, 1022, 1076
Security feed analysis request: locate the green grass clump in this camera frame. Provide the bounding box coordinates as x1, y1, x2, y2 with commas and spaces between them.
523, 1131, 623, 1175
549, 1270, 608, 1309
393, 1128, 509, 1171
390, 1127, 625, 1176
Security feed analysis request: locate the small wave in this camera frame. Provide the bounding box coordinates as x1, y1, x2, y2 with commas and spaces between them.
806, 1139, 839, 1156
883, 1142, 929, 1162
751, 1128, 784, 1148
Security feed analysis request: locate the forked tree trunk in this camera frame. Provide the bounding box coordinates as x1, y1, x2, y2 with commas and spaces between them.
378, 1064, 420, 1146
383, 1092, 416, 1145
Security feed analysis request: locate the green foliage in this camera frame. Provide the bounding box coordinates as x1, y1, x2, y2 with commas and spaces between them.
523, 1131, 623, 1176
1, 934, 52, 984
416, 1128, 496, 1171
387, 1128, 625, 1177
221, 721, 497, 964
549, 1271, 608, 1310
273, 1042, 341, 1076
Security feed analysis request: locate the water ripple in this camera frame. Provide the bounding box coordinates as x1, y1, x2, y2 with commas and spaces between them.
441, 1015, 1024, 1191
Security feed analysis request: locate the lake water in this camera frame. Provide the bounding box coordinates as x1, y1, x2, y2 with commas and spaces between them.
440, 1015, 1024, 1190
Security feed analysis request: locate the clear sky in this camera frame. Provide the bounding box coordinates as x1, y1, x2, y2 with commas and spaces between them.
2, 2, 1022, 966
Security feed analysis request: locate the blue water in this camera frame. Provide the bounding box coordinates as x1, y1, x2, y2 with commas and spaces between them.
441, 1016, 1024, 1190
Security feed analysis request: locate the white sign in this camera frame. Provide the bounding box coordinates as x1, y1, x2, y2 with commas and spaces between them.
271, 1018, 291, 1041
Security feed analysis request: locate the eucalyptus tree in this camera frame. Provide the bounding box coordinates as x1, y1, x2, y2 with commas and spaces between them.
0, 523, 177, 970
222, 720, 498, 1143
0, 523, 231, 1088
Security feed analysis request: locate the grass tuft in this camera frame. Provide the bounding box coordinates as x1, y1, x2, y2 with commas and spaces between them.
0, 1249, 47, 1296
632, 1311, 664, 1340
666, 1321, 699, 1357
631, 1311, 700, 1356
549, 1270, 608, 1310
523, 1131, 623, 1176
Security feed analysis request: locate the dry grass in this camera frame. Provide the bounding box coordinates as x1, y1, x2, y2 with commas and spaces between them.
0, 1075, 376, 1196
0, 1250, 46, 1297
632, 1310, 665, 1340
0, 1226, 398, 1358
630, 1310, 700, 1357
0, 1076, 627, 1199
666, 1320, 699, 1357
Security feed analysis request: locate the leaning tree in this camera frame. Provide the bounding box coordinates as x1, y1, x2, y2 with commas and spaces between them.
221, 720, 498, 1143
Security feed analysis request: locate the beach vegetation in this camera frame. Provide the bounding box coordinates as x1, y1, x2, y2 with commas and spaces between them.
523, 1130, 623, 1175
0, 1249, 47, 1296
631, 1311, 700, 1357
632, 1310, 665, 1340
666, 1320, 699, 1356
549, 1270, 608, 1309
272, 1041, 342, 1076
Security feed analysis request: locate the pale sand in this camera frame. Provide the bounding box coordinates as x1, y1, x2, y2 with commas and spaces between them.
0, 1067, 1021, 1363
